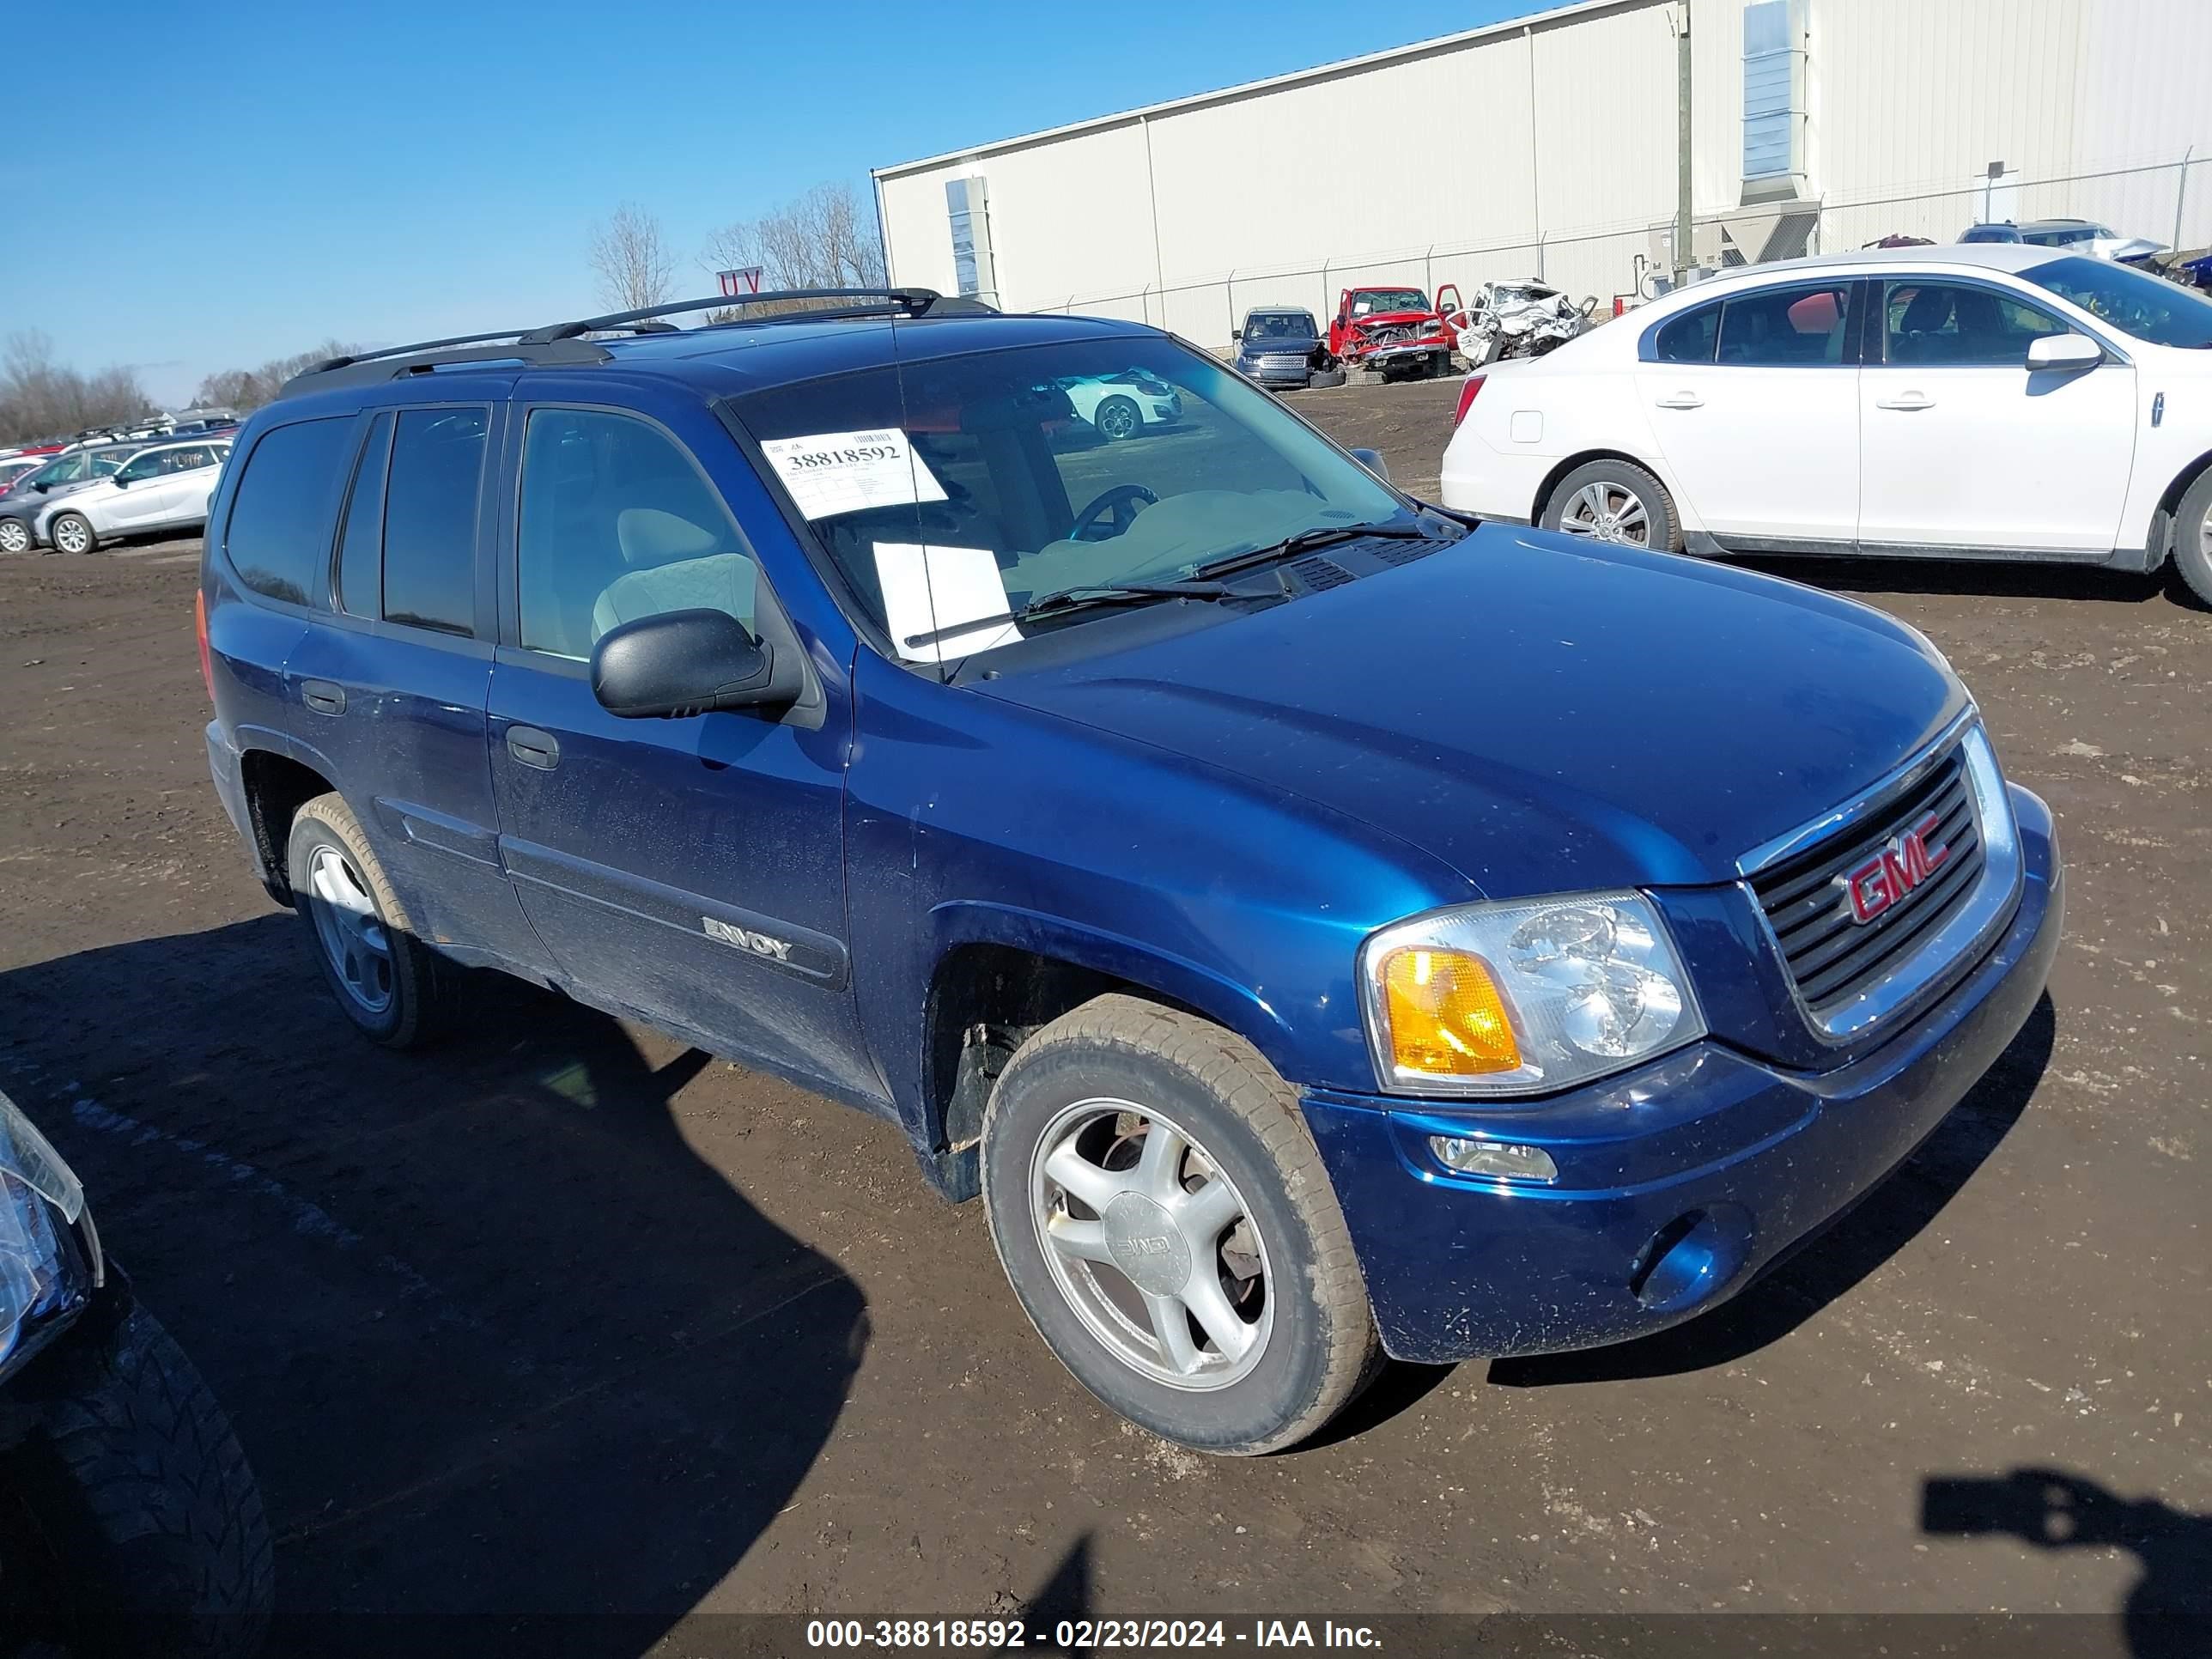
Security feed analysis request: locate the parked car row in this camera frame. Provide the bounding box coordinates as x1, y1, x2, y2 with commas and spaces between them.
1439, 244, 2212, 606
0, 435, 233, 555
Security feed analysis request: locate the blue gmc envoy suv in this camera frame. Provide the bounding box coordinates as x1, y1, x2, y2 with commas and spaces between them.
200, 289, 2061, 1454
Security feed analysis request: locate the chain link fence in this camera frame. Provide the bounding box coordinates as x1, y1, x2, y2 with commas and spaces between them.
1029, 153, 2211, 350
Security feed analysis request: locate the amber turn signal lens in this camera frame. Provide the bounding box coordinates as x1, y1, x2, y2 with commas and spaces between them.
1381, 947, 1520, 1075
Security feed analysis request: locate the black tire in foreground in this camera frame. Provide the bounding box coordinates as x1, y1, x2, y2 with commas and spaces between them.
1540, 456, 1682, 552
981, 994, 1380, 1455
286, 790, 459, 1047
1304, 368, 1347, 390
2170, 468, 2212, 609
15, 1304, 272, 1659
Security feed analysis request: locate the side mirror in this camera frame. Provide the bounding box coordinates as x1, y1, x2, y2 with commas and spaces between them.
111, 476, 130, 489
2027, 332, 2102, 372
1350, 447, 1391, 483
590, 607, 801, 719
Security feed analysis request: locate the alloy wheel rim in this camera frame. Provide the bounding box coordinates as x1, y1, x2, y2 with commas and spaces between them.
1558, 481, 1650, 546
0, 522, 25, 553
1100, 403, 1137, 439
1029, 1097, 1273, 1391
52, 519, 89, 554
306, 843, 394, 1016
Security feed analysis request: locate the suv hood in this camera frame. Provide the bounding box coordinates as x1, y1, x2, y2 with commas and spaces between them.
978, 527, 1967, 896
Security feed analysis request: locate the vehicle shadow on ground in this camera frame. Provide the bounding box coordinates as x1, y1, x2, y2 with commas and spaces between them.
1728, 554, 2174, 607
1920, 1467, 2211, 1659
0, 915, 868, 1659
1488, 992, 2055, 1389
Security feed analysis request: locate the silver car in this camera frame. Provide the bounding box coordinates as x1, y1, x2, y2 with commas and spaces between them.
33, 438, 232, 553
0, 443, 145, 554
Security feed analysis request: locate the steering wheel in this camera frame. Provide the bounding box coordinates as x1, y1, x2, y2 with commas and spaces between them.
1070, 483, 1158, 543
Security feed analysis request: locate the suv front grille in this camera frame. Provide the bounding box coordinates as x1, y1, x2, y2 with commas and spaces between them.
1749, 744, 1984, 1019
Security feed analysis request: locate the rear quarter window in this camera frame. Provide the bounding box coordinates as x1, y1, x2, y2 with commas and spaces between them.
223, 416, 356, 607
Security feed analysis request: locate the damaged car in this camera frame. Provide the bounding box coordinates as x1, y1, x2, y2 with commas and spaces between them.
1326, 284, 1461, 380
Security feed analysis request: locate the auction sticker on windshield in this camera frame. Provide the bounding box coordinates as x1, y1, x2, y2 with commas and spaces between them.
761, 428, 948, 521
874, 542, 1022, 663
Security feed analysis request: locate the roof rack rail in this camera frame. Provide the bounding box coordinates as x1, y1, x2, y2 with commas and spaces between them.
277, 285, 993, 401
517, 287, 952, 343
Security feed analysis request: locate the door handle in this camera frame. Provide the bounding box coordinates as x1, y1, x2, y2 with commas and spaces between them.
1655, 392, 1705, 410
506, 726, 561, 770
300, 679, 345, 716
1876, 393, 1936, 410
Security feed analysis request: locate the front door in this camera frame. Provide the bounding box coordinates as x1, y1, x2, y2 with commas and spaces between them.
484, 402, 884, 1106
1857, 276, 2137, 556
104, 447, 192, 530
1633, 277, 1863, 547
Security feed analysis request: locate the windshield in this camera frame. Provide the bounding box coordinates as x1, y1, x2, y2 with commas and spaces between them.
0, 460, 39, 487
1350, 289, 1428, 316
729, 335, 1410, 661
1244, 313, 1315, 340
2023, 225, 2101, 247
2021, 255, 2212, 348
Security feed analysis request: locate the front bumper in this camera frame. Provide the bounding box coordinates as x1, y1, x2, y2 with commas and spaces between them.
1300, 785, 2062, 1364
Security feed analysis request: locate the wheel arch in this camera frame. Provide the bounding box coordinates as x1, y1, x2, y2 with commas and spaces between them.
2148, 445, 2212, 568
911, 905, 1302, 1202
1529, 447, 1677, 528
237, 746, 337, 904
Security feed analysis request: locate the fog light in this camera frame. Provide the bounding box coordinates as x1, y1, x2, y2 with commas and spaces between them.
1429, 1135, 1558, 1184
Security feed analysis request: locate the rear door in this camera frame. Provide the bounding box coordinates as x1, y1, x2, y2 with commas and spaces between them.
1632, 278, 1863, 548
483, 398, 882, 1105
1857, 276, 2136, 556
280, 400, 549, 972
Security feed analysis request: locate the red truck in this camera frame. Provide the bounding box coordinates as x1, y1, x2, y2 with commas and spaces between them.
1326, 283, 1462, 379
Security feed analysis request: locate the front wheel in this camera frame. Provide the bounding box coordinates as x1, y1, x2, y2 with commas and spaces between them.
2170, 467, 2212, 609
48, 512, 95, 556
0, 518, 29, 555
1541, 458, 1681, 551
9, 1304, 273, 1659
981, 994, 1380, 1455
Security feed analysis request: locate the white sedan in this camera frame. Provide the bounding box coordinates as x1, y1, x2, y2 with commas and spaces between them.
34, 438, 232, 554
1439, 244, 2212, 605
1056, 373, 1184, 441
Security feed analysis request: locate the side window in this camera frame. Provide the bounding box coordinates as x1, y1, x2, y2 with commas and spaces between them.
516, 408, 756, 660
1716, 283, 1855, 366
114, 451, 165, 484
223, 417, 355, 608
1885, 282, 2066, 367
380, 408, 486, 637
335, 413, 393, 619
1652, 304, 1720, 362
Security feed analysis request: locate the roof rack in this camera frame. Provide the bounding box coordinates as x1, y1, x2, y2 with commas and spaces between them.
277, 286, 990, 401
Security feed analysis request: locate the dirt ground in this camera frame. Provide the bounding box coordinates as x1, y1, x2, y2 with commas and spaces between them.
0, 379, 2206, 1653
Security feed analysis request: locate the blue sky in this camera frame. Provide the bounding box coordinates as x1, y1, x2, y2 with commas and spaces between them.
2, 0, 1536, 408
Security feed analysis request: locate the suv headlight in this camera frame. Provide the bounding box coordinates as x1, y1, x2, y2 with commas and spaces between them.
1358, 892, 1705, 1098
0, 1093, 90, 1378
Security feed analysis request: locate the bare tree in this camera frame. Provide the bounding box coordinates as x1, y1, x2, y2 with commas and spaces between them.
191, 337, 364, 415
588, 202, 675, 314
700, 182, 887, 318
0, 331, 154, 445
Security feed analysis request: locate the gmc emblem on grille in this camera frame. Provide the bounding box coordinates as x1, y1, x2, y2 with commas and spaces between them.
1841, 811, 1951, 925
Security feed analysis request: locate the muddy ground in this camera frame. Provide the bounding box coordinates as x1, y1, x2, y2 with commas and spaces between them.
0, 377, 2205, 1653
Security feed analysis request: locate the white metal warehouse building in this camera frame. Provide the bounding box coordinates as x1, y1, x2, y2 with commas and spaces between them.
872, 0, 2212, 346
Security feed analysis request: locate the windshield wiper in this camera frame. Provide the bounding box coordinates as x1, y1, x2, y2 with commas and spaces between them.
902, 580, 1233, 651
1191, 520, 1445, 581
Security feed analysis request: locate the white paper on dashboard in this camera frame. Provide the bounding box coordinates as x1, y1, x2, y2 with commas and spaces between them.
873, 543, 1022, 663
758, 428, 947, 521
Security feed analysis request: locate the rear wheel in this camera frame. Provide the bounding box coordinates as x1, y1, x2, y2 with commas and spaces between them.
286, 792, 458, 1047
1094, 395, 1141, 441
2170, 468, 2212, 609
49, 513, 94, 556
1541, 458, 1680, 551
981, 994, 1379, 1455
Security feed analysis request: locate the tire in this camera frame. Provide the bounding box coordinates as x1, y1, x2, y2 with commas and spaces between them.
2170, 467, 2212, 609
1541, 457, 1681, 552
48, 513, 94, 556
287, 791, 458, 1047
1094, 395, 1141, 442
1304, 368, 1346, 390
981, 994, 1380, 1455
0, 517, 28, 555
16, 1304, 273, 1659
